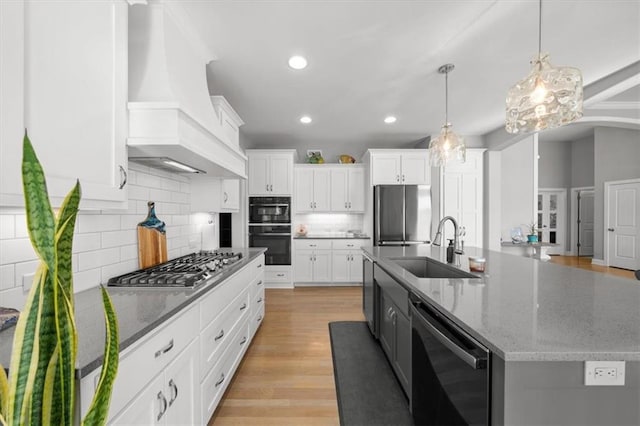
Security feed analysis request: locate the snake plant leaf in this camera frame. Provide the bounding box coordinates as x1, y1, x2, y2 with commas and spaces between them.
41, 345, 59, 425
0, 362, 9, 418
82, 286, 119, 426
55, 181, 81, 303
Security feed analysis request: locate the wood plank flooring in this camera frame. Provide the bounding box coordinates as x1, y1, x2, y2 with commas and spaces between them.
548, 256, 635, 280
209, 286, 364, 426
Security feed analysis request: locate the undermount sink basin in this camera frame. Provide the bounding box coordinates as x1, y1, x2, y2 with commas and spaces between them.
389, 257, 478, 279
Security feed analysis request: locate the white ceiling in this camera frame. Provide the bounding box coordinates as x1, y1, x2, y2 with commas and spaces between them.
182, 0, 640, 153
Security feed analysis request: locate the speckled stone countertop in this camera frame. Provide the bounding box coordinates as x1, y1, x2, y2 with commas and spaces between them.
293, 234, 370, 239
0, 248, 266, 378
364, 245, 640, 362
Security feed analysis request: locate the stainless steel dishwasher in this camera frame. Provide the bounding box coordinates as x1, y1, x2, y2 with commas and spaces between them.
409, 293, 490, 426
362, 253, 377, 337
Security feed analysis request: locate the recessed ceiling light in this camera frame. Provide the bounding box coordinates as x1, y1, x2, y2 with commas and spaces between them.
288, 55, 308, 70
384, 116, 397, 124
300, 116, 312, 124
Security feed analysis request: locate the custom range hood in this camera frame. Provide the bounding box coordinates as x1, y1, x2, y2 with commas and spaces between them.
127, 0, 246, 178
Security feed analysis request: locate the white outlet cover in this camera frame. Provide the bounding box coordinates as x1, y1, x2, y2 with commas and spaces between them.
584, 361, 625, 386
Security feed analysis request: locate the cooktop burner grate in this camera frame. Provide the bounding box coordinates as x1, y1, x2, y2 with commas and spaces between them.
107, 250, 243, 288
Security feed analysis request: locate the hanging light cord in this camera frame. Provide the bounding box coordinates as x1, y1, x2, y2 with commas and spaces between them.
444, 69, 449, 125
538, 0, 542, 58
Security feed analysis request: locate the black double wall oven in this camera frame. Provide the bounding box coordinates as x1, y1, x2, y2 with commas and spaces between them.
248, 197, 291, 266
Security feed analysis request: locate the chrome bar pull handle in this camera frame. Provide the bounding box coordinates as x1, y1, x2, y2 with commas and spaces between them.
215, 373, 225, 387
214, 329, 225, 341
608, 228, 615, 232
118, 165, 127, 189
154, 339, 174, 358
168, 379, 178, 406
157, 391, 168, 420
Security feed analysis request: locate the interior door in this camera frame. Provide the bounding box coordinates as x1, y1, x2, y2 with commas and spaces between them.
607, 181, 640, 270
537, 189, 566, 255
577, 190, 594, 257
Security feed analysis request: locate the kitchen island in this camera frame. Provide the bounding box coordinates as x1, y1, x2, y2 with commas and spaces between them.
364, 245, 640, 426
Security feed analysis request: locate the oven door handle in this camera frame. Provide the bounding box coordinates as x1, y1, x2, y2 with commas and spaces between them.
411, 301, 487, 370
250, 233, 292, 236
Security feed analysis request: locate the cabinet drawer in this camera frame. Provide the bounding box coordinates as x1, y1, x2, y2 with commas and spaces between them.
375, 265, 409, 317
332, 239, 369, 250
251, 271, 265, 299
201, 316, 250, 423
106, 304, 199, 418
200, 287, 250, 375
251, 302, 265, 337
265, 269, 290, 282
294, 239, 332, 250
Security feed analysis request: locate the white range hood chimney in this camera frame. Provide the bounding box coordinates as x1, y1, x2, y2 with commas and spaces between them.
127, 0, 246, 178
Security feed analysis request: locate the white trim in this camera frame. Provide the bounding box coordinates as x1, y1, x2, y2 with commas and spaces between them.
588, 101, 640, 110
569, 186, 595, 256
591, 258, 605, 266
603, 178, 640, 267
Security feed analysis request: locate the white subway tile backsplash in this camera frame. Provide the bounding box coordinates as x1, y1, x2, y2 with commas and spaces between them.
101, 260, 138, 284
127, 184, 150, 201
120, 214, 142, 230
0, 286, 28, 310
171, 191, 189, 204
136, 172, 162, 188
0, 239, 37, 265
14, 214, 28, 238
15, 260, 40, 290
120, 244, 138, 261
101, 229, 137, 249
180, 182, 190, 194
0, 215, 15, 239
0, 264, 15, 290
78, 248, 120, 271
161, 178, 181, 192
149, 188, 172, 203
72, 233, 101, 253
74, 268, 102, 293
78, 214, 121, 233
127, 169, 138, 185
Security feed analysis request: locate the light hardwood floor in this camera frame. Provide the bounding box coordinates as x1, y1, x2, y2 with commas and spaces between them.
209, 286, 364, 426
548, 256, 635, 280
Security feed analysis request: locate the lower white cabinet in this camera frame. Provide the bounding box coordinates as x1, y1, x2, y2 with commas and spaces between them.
331, 251, 363, 283
293, 239, 369, 285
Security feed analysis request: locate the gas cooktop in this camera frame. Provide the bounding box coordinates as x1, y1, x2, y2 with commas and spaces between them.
107, 250, 243, 288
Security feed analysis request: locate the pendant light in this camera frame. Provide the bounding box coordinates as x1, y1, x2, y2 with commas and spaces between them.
429, 64, 466, 167
505, 0, 583, 134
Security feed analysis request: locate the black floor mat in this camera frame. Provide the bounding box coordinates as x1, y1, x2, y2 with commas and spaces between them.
328, 321, 414, 426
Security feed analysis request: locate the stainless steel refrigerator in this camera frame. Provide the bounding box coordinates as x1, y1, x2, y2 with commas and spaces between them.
374, 185, 431, 246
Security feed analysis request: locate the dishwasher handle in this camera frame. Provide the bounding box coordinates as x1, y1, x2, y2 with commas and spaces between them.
411, 299, 487, 370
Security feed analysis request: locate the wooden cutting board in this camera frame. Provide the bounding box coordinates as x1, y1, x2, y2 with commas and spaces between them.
137, 226, 167, 269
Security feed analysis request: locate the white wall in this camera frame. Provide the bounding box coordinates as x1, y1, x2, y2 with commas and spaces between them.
0, 163, 214, 310
483, 150, 502, 250
500, 134, 537, 242
593, 127, 640, 260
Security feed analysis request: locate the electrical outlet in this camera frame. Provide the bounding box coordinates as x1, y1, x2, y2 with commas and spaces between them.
585, 361, 625, 386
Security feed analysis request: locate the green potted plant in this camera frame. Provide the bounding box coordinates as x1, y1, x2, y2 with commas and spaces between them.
525, 221, 539, 243
0, 133, 119, 425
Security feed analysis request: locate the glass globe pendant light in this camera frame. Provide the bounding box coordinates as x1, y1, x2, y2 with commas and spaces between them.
505, 0, 583, 134
429, 64, 466, 167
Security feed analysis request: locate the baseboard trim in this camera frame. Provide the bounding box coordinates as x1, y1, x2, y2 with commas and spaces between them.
294, 282, 361, 287
265, 282, 294, 289
591, 258, 605, 266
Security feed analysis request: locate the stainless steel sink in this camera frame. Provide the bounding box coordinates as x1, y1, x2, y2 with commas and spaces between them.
389, 257, 478, 279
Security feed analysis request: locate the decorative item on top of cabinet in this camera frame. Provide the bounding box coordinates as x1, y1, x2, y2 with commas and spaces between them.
364, 149, 431, 186
247, 149, 296, 196
295, 165, 331, 212
0, 0, 128, 209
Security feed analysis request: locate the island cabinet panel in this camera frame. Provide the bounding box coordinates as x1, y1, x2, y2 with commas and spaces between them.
0, 0, 128, 209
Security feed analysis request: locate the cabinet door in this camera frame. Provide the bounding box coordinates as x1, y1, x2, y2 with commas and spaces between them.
312, 251, 332, 282
295, 168, 315, 213
269, 154, 293, 195
371, 154, 402, 185
401, 152, 430, 185
1, 1, 128, 208
248, 155, 269, 195
221, 179, 240, 211
379, 292, 394, 360
294, 250, 314, 282
312, 169, 331, 211
109, 374, 163, 425
164, 339, 200, 425
331, 250, 350, 282
394, 310, 411, 398
348, 252, 363, 282
330, 168, 349, 212
348, 168, 365, 212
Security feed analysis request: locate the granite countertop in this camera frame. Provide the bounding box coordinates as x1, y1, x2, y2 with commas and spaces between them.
294, 234, 370, 239
364, 245, 640, 362
0, 248, 267, 378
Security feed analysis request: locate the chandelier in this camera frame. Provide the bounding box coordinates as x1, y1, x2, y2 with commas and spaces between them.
429, 64, 466, 167
505, 0, 583, 134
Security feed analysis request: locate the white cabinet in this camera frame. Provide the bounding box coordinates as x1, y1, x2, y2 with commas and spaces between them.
442, 149, 485, 248
331, 240, 367, 283
221, 179, 240, 211
190, 177, 240, 213
0, 0, 128, 209
330, 166, 365, 212
295, 166, 331, 212
367, 150, 430, 185
247, 150, 296, 195
293, 240, 332, 283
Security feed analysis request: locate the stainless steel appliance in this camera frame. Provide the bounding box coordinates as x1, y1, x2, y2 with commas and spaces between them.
362, 253, 377, 337
374, 185, 431, 246
409, 293, 490, 425
249, 196, 292, 265
249, 224, 291, 265
107, 250, 243, 288
249, 197, 291, 223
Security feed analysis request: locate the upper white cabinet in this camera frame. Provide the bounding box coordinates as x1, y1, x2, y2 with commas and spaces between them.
330, 166, 365, 212
0, 0, 128, 209
191, 177, 240, 213
295, 166, 331, 212
442, 149, 485, 248
247, 150, 296, 196
366, 150, 430, 185
221, 179, 240, 211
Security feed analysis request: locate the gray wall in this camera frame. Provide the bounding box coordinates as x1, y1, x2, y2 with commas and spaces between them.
571, 135, 595, 188
539, 140, 572, 189
500, 135, 537, 242
593, 127, 640, 260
